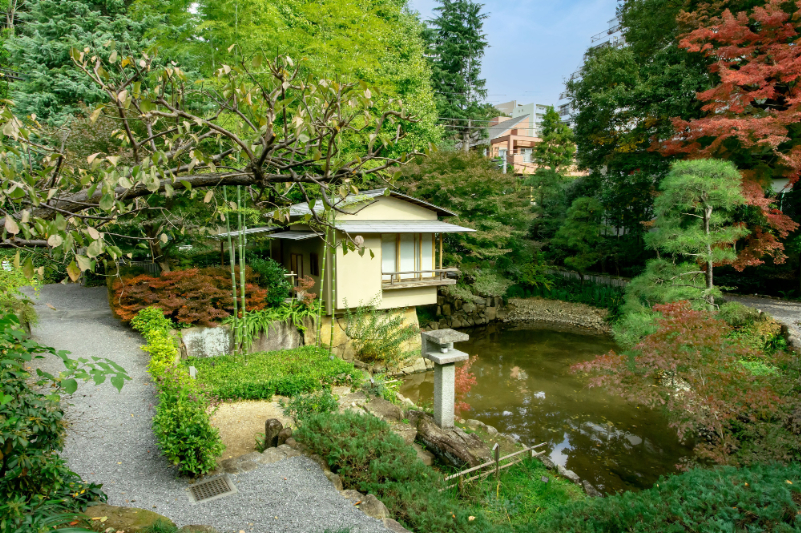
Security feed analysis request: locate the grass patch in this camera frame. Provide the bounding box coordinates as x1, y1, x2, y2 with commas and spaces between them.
190, 346, 361, 400
465, 458, 584, 528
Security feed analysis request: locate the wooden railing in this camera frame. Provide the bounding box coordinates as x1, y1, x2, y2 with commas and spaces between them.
382, 267, 458, 285
440, 442, 546, 491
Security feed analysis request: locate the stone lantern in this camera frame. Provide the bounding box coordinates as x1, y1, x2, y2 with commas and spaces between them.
421, 329, 470, 429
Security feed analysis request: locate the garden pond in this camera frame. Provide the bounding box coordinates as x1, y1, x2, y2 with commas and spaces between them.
400, 323, 694, 494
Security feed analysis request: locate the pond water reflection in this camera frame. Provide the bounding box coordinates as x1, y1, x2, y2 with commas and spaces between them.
400, 323, 694, 494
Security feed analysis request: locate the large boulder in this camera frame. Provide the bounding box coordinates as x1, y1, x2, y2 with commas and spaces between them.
363, 398, 403, 422
409, 411, 491, 468
83, 504, 174, 532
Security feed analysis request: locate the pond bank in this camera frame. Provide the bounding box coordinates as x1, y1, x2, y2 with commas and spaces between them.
503, 297, 610, 334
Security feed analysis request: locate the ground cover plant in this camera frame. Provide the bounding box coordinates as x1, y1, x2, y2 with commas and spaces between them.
112, 267, 270, 325
527, 463, 801, 533
296, 411, 583, 533
132, 307, 223, 476
189, 347, 361, 401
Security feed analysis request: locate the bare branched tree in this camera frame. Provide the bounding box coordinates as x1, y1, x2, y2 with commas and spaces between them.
0, 44, 419, 277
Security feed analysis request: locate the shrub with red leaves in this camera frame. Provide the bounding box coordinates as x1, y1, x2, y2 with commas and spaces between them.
572, 301, 799, 466
111, 267, 270, 326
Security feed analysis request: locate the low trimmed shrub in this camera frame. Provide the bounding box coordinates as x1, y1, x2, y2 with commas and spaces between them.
526, 463, 801, 532
280, 389, 339, 422
132, 307, 223, 476
151, 367, 224, 475
190, 346, 360, 400
296, 412, 489, 533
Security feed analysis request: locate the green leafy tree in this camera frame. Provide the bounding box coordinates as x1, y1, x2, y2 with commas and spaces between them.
552, 197, 604, 281
142, 0, 440, 155
396, 150, 534, 273
534, 105, 575, 173
645, 159, 749, 309
425, 0, 492, 149
6, 0, 165, 124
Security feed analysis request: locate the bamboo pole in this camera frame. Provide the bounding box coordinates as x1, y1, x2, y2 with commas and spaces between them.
223, 187, 239, 352
237, 186, 246, 327
329, 228, 336, 351
317, 221, 330, 348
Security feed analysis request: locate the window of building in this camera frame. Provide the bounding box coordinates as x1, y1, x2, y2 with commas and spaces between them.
499, 148, 507, 159
381, 234, 435, 282
310, 252, 319, 276
521, 148, 533, 163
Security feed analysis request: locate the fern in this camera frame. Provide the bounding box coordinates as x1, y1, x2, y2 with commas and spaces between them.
344, 297, 419, 367
224, 300, 321, 352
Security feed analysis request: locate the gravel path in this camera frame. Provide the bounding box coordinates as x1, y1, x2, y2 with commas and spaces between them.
24, 284, 389, 533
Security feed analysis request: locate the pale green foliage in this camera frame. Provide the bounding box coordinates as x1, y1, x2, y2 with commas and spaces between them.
472, 270, 511, 298
624, 258, 722, 311
611, 309, 659, 349
344, 297, 419, 366
552, 197, 604, 278
150, 0, 440, 155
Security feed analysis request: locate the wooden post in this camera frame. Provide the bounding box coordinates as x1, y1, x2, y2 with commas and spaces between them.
439, 233, 443, 270
493, 443, 500, 481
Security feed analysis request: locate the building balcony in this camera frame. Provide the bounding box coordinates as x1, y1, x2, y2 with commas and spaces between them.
382, 268, 458, 290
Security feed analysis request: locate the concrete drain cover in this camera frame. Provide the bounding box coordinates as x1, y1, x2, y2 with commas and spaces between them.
187, 474, 237, 504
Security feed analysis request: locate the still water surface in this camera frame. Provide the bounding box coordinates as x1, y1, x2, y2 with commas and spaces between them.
400, 324, 693, 494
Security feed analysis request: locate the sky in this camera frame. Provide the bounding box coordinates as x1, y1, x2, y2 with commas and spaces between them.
408, 0, 620, 108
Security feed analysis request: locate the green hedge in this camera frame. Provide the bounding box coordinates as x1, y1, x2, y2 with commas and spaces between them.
526, 463, 801, 533
132, 307, 224, 476
190, 346, 361, 400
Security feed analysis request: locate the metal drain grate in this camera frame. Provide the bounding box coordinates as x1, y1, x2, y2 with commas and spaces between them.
186, 475, 237, 504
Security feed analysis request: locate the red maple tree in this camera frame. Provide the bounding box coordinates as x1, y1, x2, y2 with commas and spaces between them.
112, 267, 270, 325
657, 0, 800, 268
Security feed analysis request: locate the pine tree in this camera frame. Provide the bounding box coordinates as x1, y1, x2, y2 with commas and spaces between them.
6, 0, 163, 124
552, 196, 604, 281
534, 106, 575, 173
425, 0, 491, 149
643, 159, 750, 309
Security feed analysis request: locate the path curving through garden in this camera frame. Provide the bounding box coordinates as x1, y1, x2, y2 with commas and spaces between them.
24, 284, 390, 533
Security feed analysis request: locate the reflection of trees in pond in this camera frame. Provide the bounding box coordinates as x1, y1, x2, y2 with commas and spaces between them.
455, 356, 478, 414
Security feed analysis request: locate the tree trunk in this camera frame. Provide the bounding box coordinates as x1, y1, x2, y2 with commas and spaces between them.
704, 206, 714, 310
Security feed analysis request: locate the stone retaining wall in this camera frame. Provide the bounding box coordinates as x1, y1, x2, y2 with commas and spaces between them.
422, 292, 508, 331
